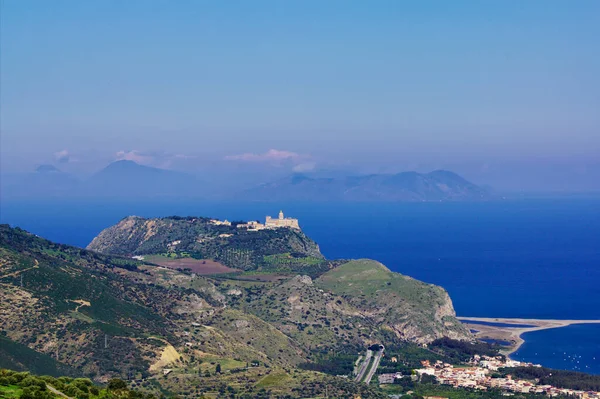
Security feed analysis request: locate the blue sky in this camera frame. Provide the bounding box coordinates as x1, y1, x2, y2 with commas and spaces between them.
1, 0, 599, 190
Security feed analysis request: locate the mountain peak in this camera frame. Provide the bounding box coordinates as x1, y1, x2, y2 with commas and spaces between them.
35, 164, 61, 173
104, 159, 150, 170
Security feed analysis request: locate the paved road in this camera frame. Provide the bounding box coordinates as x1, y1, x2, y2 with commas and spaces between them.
364, 347, 384, 384
353, 355, 363, 376
354, 350, 373, 382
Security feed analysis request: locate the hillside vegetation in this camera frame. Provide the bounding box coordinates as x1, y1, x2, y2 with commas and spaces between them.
316, 260, 469, 343
87, 216, 324, 272
0, 368, 157, 399
1, 221, 471, 398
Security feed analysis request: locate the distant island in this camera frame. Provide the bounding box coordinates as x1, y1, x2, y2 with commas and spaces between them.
243, 170, 492, 202
1, 160, 492, 202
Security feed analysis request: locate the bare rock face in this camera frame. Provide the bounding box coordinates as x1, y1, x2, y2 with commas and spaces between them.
233, 319, 250, 329
293, 275, 313, 285
87, 216, 147, 254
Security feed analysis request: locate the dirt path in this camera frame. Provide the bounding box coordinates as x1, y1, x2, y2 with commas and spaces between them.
69, 299, 91, 312
47, 385, 73, 399
0, 261, 40, 279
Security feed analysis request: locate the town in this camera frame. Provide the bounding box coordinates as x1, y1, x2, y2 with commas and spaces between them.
384, 356, 600, 399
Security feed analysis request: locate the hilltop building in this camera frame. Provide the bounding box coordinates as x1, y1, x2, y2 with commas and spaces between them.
265, 210, 300, 229
236, 220, 267, 231
236, 211, 300, 231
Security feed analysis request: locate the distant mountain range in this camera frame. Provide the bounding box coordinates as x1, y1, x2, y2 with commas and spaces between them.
1, 161, 491, 202
0, 164, 80, 199
1, 160, 205, 200
243, 170, 492, 202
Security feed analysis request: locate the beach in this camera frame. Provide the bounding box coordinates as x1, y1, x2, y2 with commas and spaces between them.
459, 317, 600, 357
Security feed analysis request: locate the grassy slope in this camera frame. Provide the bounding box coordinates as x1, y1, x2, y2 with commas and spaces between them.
316, 259, 470, 343
241, 274, 373, 351
316, 259, 432, 299
0, 336, 78, 377
0, 384, 22, 399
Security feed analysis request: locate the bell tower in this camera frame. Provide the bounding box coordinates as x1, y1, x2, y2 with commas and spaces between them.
279, 210, 284, 220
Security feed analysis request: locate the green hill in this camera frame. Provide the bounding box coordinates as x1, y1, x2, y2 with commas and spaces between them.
316, 259, 470, 343
0, 336, 78, 377
87, 216, 324, 271
1, 222, 471, 398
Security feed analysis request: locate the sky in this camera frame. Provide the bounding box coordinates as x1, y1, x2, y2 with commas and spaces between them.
1, 0, 599, 191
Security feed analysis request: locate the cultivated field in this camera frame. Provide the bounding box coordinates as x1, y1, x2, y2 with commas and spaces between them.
145, 255, 238, 275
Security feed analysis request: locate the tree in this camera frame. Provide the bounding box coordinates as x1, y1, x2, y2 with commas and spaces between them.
420, 374, 437, 384
108, 378, 128, 391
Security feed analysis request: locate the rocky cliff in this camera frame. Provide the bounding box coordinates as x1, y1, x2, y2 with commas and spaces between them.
87, 216, 323, 270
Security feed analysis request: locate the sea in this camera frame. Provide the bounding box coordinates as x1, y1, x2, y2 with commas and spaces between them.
1, 198, 599, 374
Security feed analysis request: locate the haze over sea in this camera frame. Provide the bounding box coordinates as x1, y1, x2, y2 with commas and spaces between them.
1, 198, 599, 374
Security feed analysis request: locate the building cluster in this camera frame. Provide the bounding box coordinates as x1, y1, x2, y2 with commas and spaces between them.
414, 357, 600, 399
209, 219, 231, 226
235, 210, 300, 231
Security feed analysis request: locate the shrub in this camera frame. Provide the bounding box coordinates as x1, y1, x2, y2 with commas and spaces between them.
72, 380, 90, 393
12, 372, 30, 383
73, 378, 93, 387
19, 377, 46, 390
58, 377, 73, 384
20, 386, 54, 399
108, 378, 128, 391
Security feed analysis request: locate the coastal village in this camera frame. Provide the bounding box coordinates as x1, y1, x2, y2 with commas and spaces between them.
399, 356, 600, 399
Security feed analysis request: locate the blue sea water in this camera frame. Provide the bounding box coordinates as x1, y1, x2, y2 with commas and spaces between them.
514, 324, 600, 373
1, 198, 599, 373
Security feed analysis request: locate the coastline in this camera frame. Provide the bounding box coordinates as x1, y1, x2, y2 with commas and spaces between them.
458, 317, 600, 358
